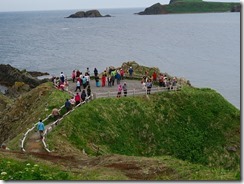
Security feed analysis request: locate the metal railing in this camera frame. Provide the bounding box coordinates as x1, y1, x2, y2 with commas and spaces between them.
93, 85, 180, 99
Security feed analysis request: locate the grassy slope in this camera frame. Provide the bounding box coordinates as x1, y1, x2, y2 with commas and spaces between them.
47, 86, 240, 174
5, 82, 71, 150
165, 0, 239, 13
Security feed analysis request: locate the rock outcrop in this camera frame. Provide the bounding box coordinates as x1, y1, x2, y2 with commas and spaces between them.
231, 5, 241, 12
67, 10, 111, 18
136, 3, 168, 15
0, 64, 48, 88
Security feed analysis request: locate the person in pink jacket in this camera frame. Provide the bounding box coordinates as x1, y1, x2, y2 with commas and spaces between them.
117, 84, 122, 98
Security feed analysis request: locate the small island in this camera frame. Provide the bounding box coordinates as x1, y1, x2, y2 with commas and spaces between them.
136, 0, 241, 15
67, 10, 111, 18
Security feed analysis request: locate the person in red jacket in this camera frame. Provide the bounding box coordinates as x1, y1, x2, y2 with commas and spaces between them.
152, 71, 157, 81
102, 74, 106, 87
75, 93, 81, 106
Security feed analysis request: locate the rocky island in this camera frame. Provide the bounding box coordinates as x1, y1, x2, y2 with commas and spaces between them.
67, 10, 111, 18
136, 0, 241, 15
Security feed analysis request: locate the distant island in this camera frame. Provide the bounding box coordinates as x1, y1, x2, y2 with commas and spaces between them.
67, 10, 111, 18
136, 0, 241, 15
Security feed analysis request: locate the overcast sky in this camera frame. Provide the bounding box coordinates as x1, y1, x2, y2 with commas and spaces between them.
0, 0, 241, 12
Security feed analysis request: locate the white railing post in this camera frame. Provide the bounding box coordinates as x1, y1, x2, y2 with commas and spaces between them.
133, 89, 135, 96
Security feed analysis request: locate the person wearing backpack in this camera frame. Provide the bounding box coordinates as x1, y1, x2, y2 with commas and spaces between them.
37, 119, 45, 140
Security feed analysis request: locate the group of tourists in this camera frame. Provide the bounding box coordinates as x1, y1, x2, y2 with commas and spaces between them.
94, 67, 126, 88
141, 70, 178, 93
52, 72, 69, 91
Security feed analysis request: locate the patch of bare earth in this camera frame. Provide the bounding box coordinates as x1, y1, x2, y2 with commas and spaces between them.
0, 150, 179, 180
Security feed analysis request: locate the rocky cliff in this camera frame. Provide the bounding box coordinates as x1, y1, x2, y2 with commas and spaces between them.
0, 64, 48, 88
136, 3, 168, 15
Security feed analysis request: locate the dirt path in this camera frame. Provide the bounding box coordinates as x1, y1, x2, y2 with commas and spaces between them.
0, 150, 178, 180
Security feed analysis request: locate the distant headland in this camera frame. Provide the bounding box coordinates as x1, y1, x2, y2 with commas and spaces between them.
136, 0, 241, 15
67, 10, 111, 18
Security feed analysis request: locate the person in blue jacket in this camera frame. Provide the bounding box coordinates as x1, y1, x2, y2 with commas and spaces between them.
37, 119, 45, 139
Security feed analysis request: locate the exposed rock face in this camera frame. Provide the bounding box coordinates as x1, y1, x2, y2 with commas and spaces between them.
136, 3, 168, 15
67, 10, 111, 18
0, 64, 47, 88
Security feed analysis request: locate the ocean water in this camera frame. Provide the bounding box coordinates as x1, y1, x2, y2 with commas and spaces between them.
0, 8, 240, 108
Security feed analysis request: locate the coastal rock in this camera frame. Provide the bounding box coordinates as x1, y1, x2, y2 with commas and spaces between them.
27, 71, 49, 78
231, 5, 241, 12
67, 10, 111, 18
0, 64, 48, 88
136, 3, 168, 15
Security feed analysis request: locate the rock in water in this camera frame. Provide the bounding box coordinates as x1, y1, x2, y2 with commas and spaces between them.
67, 10, 111, 18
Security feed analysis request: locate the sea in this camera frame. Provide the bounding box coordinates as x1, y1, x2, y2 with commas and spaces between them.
0, 8, 240, 109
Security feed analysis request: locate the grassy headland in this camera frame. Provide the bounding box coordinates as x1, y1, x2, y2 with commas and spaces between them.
47, 86, 240, 173
137, 0, 240, 15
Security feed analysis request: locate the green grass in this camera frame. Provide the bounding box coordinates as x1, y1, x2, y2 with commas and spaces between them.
0, 153, 239, 180
48, 86, 240, 174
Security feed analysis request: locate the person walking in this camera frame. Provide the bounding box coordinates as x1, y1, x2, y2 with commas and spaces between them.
117, 84, 122, 98
152, 71, 157, 81
94, 68, 98, 77
60, 72, 65, 83
87, 85, 91, 97
65, 99, 72, 112
37, 119, 45, 140
81, 89, 87, 101
128, 67, 133, 78
71, 70, 76, 83
120, 68, 124, 80
122, 82, 127, 97
75, 93, 81, 105
146, 79, 152, 94
75, 80, 81, 92
95, 75, 100, 87
102, 74, 106, 87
